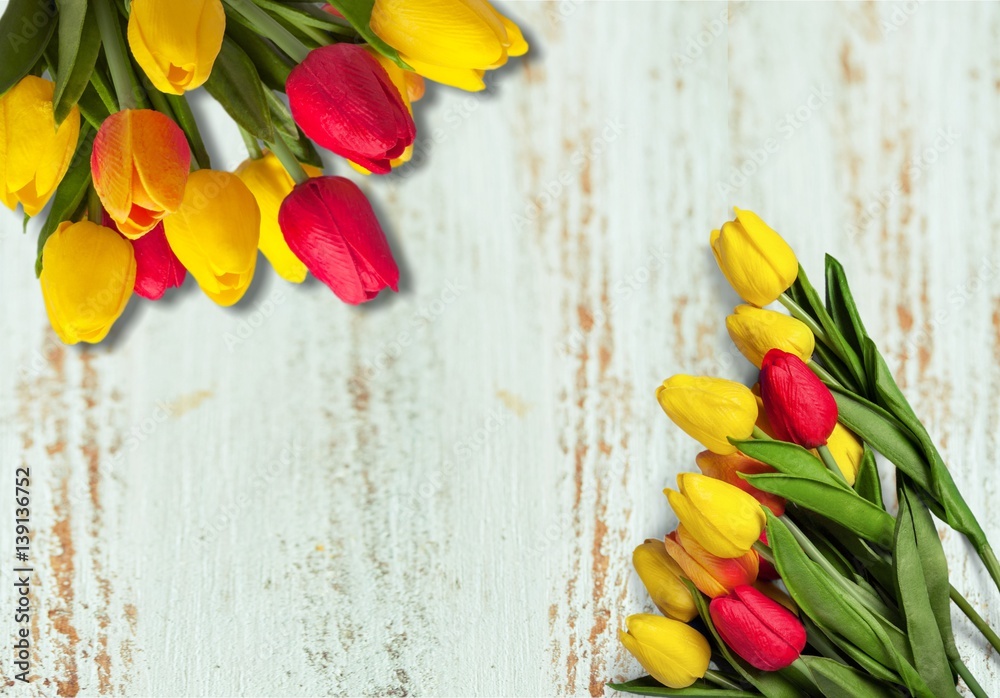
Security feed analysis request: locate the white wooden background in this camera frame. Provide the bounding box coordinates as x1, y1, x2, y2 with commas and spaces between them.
2, 1, 1000, 695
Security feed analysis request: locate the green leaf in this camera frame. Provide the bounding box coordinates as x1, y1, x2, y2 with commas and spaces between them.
731, 439, 847, 489
204, 36, 275, 141
893, 483, 960, 697
52, 0, 101, 123
0, 0, 57, 95
686, 580, 804, 698
226, 18, 292, 91
745, 475, 895, 548
854, 446, 884, 509
797, 656, 897, 698
824, 255, 871, 377
36, 125, 93, 275
265, 89, 324, 168
326, 0, 410, 69
607, 677, 758, 697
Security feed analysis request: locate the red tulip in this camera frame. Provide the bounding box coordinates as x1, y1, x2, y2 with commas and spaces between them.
278, 176, 399, 304
759, 349, 838, 448
756, 531, 779, 581
103, 213, 186, 300
286, 44, 415, 175
709, 584, 806, 671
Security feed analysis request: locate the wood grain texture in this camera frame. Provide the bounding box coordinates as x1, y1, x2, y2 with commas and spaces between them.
1, 1, 999, 695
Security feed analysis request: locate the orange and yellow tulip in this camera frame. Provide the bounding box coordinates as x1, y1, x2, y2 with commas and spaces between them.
163, 170, 260, 306
92, 109, 191, 239
39, 221, 136, 344
663, 525, 758, 598
0, 76, 80, 216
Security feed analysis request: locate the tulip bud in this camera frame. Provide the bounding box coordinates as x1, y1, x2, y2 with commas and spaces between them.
287, 44, 415, 175
103, 214, 186, 301
695, 450, 785, 516
235, 151, 322, 283
40, 221, 136, 344
752, 580, 797, 613
370, 0, 528, 92
632, 540, 697, 622
92, 109, 191, 239
755, 531, 779, 580
163, 170, 260, 306
710, 208, 798, 307
663, 526, 758, 598
726, 305, 814, 368
127, 0, 225, 95
665, 473, 766, 558
656, 376, 757, 455
759, 349, 838, 449
0, 76, 80, 216
826, 422, 863, 486
709, 585, 806, 671
278, 176, 399, 305
618, 614, 711, 690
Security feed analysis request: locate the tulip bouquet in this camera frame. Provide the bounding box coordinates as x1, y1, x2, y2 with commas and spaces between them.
612, 209, 1000, 697
0, 0, 527, 343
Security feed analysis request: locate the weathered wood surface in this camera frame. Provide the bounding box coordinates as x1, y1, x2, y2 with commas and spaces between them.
2, 1, 1000, 695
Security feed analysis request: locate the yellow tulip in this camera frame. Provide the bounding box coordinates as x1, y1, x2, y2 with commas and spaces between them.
235, 152, 321, 283
632, 540, 698, 622
711, 208, 798, 307
656, 375, 757, 455
0, 76, 80, 216
665, 473, 766, 559
370, 0, 528, 91
826, 422, 863, 486
40, 221, 136, 345
163, 170, 260, 306
128, 0, 226, 95
726, 305, 815, 368
618, 614, 711, 689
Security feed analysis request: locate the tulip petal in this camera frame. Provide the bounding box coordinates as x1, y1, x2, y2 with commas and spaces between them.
400, 58, 487, 91
632, 540, 697, 621
710, 585, 806, 671
128, 0, 225, 94
619, 615, 711, 690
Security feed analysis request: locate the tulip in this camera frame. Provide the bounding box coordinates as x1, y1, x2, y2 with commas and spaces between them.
0, 76, 80, 216
709, 585, 806, 671
695, 450, 785, 516
826, 422, 863, 486
656, 375, 757, 455
235, 151, 322, 283
726, 305, 814, 368
665, 473, 766, 558
759, 349, 838, 449
39, 221, 136, 344
103, 214, 186, 300
618, 614, 711, 690
753, 580, 797, 613
127, 0, 226, 95
663, 526, 758, 598
632, 540, 698, 621
711, 208, 798, 307
369, 0, 528, 92
163, 170, 260, 306
751, 388, 775, 437
278, 176, 399, 304
92, 109, 191, 239
286, 44, 416, 175
755, 531, 779, 580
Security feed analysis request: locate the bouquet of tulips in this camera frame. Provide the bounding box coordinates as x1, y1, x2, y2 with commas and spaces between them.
0, 0, 527, 344
612, 209, 1000, 697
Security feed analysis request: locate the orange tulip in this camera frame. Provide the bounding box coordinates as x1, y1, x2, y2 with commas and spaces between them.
91, 109, 191, 239
695, 450, 785, 516
663, 526, 758, 598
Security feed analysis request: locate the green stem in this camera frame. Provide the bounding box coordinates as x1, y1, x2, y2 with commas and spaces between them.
752, 426, 772, 441
224, 0, 312, 62
977, 544, 1000, 596
817, 444, 849, 485
950, 586, 1000, 653
268, 134, 310, 184
949, 654, 987, 698
702, 669, 742, 691
807, 360, 841, 388
167, 95, 210, 170
88, 185, 102, 223
779, 293, 828, 343
93, 0, 139, 110
240, 127, 264, 161
752, 540, 775, 565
